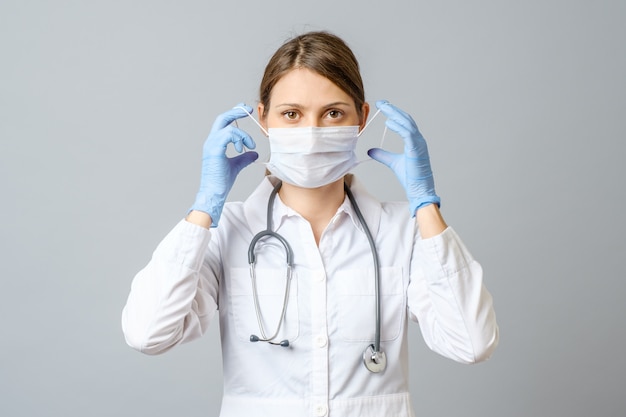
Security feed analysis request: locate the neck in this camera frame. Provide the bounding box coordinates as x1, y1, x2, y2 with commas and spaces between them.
278, 178, 345, 233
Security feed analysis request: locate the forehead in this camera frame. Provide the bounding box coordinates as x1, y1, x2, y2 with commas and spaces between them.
270, 68, 353, 106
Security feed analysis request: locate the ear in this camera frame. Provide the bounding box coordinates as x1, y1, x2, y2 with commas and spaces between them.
359, 102, 371, 131
257, 103, 268, 135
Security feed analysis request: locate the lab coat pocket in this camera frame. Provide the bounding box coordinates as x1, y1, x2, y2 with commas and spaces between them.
227, 267, 300, 343
335, 266, 405, 342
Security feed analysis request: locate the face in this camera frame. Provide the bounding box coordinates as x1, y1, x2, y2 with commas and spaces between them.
258, 68, 369, 132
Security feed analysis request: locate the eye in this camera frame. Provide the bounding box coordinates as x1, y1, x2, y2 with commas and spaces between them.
326, 109, 344, 119
282, 111, 299, 120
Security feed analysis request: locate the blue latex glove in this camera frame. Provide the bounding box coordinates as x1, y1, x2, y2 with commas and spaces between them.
190, 104, 258, 227
367, 100, 440, 216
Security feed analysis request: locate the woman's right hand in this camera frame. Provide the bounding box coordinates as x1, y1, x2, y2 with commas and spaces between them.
189, 104, 258, 227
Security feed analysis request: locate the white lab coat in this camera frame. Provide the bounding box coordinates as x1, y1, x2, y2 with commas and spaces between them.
122, 175, 498, 417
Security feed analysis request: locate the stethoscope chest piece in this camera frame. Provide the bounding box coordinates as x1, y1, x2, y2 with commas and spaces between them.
363, 344, 387, 373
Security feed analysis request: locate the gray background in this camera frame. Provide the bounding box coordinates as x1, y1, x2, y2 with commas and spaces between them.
1, 0, 624, 416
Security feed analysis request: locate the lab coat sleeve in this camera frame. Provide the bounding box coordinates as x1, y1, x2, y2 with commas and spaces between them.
407, 227, 499, 364
121, 219, 220, 355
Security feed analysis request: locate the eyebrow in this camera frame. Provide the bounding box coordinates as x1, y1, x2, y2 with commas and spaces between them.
323, 101, 352, 108
275, 101, 352, 109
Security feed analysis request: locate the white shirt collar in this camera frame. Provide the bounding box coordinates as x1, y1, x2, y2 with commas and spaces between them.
243, 174, 382, 240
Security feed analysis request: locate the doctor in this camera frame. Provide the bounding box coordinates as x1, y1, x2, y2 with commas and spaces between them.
122, 31, 498, 417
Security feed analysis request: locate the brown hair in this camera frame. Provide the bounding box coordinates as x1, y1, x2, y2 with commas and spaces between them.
259, 31, 365, 118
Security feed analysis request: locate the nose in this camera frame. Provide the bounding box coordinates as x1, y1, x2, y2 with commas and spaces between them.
301, 115, 321, 127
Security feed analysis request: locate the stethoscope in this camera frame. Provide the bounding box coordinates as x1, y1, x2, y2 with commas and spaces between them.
247, 180, 387, 373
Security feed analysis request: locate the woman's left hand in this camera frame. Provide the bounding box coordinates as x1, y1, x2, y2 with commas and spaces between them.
368, 100, 441, 216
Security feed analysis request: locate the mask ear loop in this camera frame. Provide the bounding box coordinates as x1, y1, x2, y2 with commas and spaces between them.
232, 106, 269, 136
356, 109, 389, 165
232, 106, 270, 164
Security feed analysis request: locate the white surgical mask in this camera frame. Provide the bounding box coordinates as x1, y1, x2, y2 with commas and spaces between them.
267, 125, 359, 188
234, 105, 386, 188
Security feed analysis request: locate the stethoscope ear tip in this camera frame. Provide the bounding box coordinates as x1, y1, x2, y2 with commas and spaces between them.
250, 334, 290, 347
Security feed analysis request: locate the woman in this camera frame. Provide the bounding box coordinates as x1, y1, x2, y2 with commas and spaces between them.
122, 31, 498, 417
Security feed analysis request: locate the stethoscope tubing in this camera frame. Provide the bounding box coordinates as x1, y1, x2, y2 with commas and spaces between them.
247, 180, 386, 372
343, 183, 382, 354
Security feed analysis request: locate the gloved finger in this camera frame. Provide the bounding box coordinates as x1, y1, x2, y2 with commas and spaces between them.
229, 127, 256, 153
237, 127, 257, 150
211, 126, 256, 154
233, 102, 252, 111
230, 151, 259, 174
376, 101, 418, 134
210, 104, 253, 134
385, 118, 424, 143
367, 148, 398, 168
376, 100, 412, 120
375, 100, 390, 108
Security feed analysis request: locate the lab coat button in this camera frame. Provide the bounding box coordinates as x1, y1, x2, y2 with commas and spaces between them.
315, 404, 328, 416
315, 271, 325, 282
315, 335, 327, 348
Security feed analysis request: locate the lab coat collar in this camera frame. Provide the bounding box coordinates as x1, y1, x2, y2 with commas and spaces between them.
340, 174, 382, 239
243, 176, 297, 234
242, 174, 382, 240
